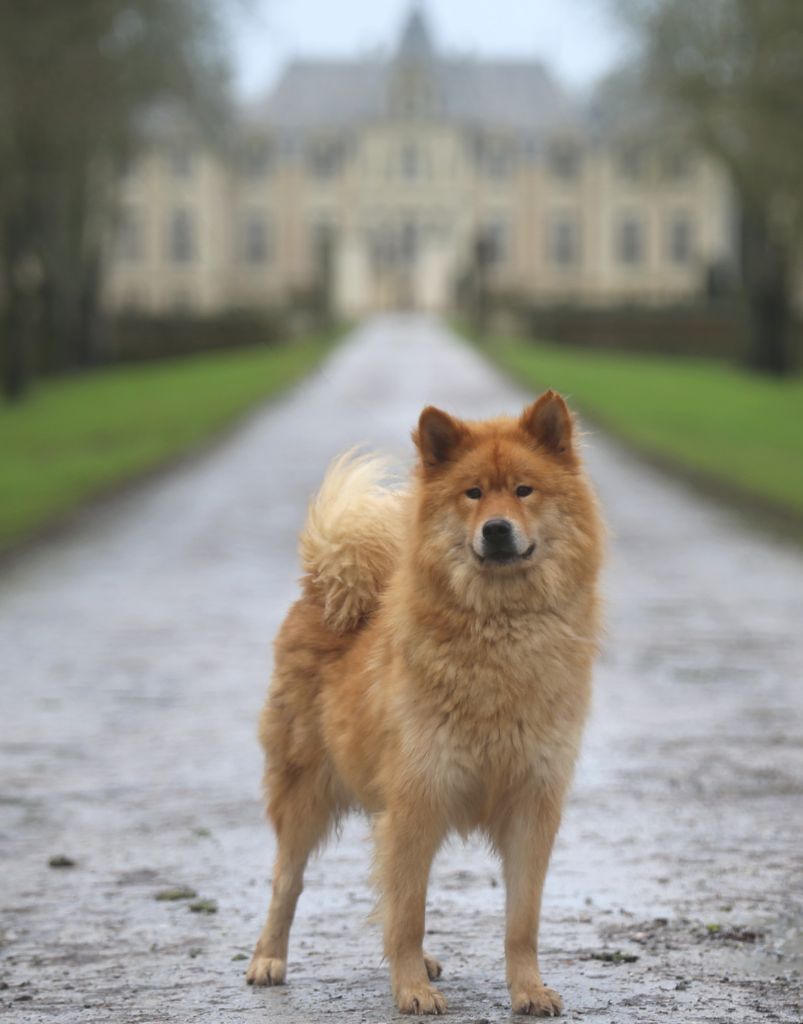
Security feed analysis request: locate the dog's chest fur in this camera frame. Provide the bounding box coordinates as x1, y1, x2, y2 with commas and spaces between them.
392, 607, 592, 823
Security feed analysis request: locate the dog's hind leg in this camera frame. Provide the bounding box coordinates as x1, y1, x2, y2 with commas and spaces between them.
246, 770, 337, 987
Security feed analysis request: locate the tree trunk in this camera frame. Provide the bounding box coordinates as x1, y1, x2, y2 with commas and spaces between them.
740, 199, 793, 376
2, 291, 33, 402
78, 249, 105, 365
1, 217, 41, 402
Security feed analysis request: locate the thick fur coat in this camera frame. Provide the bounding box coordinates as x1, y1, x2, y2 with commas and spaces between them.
247, 392, 605, 1016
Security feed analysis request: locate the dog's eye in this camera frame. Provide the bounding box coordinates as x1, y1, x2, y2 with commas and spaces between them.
516, 485, 534, 498
465, 487, 482, 500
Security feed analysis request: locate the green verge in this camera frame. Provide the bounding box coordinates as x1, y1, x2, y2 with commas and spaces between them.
468, 331, 803, 522
0, 331, 338, 550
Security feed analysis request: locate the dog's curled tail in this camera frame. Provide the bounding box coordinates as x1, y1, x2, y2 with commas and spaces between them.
299, 450, 406, 634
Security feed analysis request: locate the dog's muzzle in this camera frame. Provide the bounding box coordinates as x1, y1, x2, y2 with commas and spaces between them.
477, 518, 535, 565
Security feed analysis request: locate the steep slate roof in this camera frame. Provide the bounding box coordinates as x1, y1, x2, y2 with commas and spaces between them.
252, 8, 583, 138
439, 60, 580, 134
259, 60, 386, 129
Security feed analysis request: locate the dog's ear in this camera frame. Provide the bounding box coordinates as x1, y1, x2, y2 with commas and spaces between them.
520, 391, 575, 461
414, 406, 467, 467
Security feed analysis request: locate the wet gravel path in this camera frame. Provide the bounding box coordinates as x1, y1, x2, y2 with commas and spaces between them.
1, 315, 801, 1022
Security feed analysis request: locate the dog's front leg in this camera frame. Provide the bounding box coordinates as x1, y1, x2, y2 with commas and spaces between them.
497, 789, 564, 1017
376, 803, 446, 1015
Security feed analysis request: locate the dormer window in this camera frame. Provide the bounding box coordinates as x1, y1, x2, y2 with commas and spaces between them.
548, 141, 582, 181
308, 139, 344, 179
473, 136, 515, 179
389, 66, 438, 119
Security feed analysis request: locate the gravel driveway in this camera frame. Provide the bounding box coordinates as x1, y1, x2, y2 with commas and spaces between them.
1, 315, 801, 1022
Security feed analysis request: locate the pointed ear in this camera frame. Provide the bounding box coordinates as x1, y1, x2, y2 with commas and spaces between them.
520, 390, 575, 460
413, 406, 467, 467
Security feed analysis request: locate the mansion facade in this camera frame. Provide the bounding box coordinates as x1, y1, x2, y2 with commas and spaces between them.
106, 9, 735, 318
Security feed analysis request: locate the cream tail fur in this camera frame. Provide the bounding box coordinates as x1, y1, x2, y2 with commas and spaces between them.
299, 450, 406, 634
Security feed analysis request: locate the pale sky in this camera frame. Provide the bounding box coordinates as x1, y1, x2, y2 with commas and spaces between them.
229, 0, 631, 100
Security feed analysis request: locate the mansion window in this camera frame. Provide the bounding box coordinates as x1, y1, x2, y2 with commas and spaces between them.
667, 212, 694, 265
401, 143, 420, 180
241, 212, 271, 265
397, 143, 433, 181
117, 206, 143, 263
483, 216, 511, 265
400, 219, 418, 263
617, 144, 646, 182
310, 219, 337, 268
485, 142, 514, 179
425, 209, 450, 242
616, 214, 646, 265
548, 214, 581, 267
474, 136, 515, 179
243, 139, 273, 179
548, 142, 582, 181
168, 207, 196, 263
367, 222, 397, 268
309, 139, 343, 179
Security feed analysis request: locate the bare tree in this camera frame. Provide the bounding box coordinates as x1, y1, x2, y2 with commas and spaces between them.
616, 0, 803, 374
0, 0, 231, 400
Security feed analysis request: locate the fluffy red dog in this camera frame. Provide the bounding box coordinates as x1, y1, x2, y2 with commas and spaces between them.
247, 391, 605, 1016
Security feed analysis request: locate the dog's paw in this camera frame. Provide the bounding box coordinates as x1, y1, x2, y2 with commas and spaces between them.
245, 955, 286, 986
396, 981, 447, 1015
423, 952, 443, 981
511, 984, 563, 1017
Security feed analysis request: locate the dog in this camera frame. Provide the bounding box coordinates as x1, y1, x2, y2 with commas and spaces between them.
246, 391, 605, 1016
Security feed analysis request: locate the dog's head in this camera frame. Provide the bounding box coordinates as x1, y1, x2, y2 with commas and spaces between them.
411, 392, 604, 611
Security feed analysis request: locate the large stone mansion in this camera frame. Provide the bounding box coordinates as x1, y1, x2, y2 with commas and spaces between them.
106, 8, 735, 317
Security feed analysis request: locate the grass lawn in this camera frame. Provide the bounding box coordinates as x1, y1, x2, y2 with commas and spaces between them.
0, 333, 336, 550
475, 334, 803, 520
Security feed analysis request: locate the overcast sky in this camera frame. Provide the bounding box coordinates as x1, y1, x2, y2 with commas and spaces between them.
229, 0, 631, 99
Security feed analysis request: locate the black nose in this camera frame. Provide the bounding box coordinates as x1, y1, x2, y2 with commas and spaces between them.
482, 518, 513, 542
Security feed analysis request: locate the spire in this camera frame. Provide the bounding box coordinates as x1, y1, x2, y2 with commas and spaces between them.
398, 4, 435, 61
389, 4, 440, 118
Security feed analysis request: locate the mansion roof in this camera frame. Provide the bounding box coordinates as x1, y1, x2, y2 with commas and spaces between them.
249, 8, 584, 140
